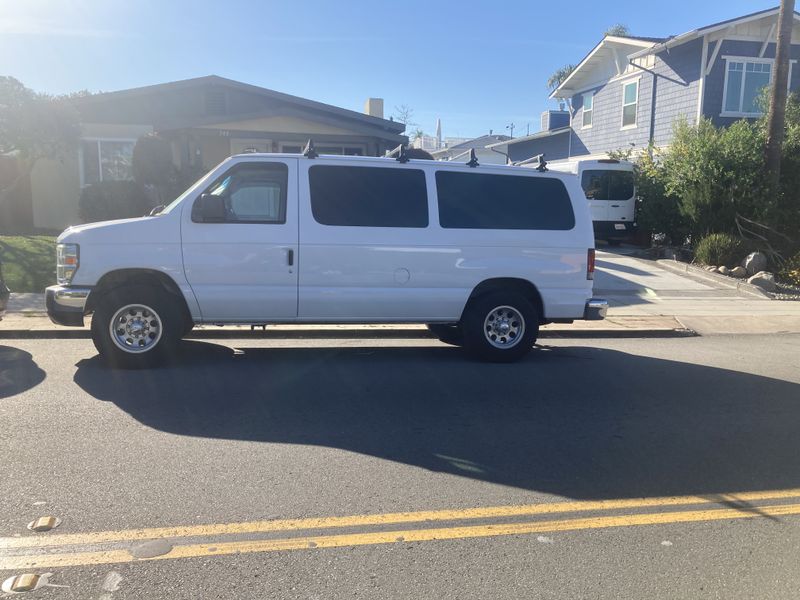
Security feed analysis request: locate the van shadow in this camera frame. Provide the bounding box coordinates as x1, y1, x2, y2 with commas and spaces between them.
74, 340, 800, 500
0, 345, 46, 399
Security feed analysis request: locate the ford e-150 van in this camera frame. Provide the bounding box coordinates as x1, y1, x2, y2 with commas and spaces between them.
46, 149, 607, 366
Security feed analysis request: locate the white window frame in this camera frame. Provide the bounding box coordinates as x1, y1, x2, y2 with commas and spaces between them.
620, 77, 640, 130
78, 137, 137, 187
582, 92, 594, 128
720, 55, 796, 118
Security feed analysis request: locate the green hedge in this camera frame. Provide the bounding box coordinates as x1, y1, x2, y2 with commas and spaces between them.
79, 181, 154, 223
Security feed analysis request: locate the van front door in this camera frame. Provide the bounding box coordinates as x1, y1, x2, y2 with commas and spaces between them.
181, 158, 298, 322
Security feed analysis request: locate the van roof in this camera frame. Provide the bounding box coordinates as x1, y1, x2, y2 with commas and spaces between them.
228, 152, 571, 176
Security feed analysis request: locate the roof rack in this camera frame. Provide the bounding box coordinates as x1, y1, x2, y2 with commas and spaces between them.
512, 153, 548, 171
303, 139, 318, 159
385, 144, 410, 163
466, 148, 479, 168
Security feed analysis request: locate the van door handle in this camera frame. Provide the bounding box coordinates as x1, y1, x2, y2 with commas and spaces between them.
286, 248, 294, 266
611, 204, 620, 207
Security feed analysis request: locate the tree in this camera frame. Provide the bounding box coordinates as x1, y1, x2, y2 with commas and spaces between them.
604, 24, 631, 37
392, 104, 417, 130
765, 0, 796, 194
0, 77, 80, 210
546, 64, 576, 92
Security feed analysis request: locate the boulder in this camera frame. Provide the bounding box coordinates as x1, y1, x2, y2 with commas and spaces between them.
705, 265, 717, 272
744, 252, 768, 276
718, 266, 730, 276
730, 266, 747, 278
747, 271, 777, 292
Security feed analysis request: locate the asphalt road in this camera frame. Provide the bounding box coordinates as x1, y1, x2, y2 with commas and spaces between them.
1, 333, 799, 599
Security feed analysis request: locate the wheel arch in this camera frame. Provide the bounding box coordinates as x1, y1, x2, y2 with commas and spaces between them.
462, 278, 546, 324
86, 269, 192, 325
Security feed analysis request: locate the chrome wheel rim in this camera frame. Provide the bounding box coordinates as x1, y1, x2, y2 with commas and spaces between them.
483, 305, 525, 349
109, 304, 163, 354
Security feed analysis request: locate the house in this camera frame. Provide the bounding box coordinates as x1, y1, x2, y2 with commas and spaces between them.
23, 75, 407, 231
431, 133, 512, 164
492, 6, 800, 164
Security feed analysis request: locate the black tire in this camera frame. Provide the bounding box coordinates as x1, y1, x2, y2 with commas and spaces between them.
91, 285, 182, 368
181, 319, 195, 338
461, 291, 538, 363
426, 323, 464, 347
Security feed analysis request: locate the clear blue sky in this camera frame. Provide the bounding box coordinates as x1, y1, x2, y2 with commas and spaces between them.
0, 0, 779, 139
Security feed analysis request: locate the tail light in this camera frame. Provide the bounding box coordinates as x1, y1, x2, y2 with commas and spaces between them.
587, 248, 595, 280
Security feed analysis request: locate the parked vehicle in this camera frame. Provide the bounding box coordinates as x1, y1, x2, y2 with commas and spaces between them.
0, 260, 9, 321
546, 159, 637, 246
46, 150, 607, 366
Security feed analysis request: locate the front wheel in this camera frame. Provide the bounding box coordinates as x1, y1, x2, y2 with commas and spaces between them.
461, 291, 538, 362
91, 285, 182, 368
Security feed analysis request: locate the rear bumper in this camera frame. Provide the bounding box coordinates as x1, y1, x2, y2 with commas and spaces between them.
584, 298, 608, 320
46, 285, 91, 327
594, 221, 637, 240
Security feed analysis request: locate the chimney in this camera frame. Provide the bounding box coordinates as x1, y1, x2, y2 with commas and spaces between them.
364, 98, 384, 119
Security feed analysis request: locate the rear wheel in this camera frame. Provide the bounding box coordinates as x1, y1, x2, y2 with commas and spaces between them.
91, 285, 182, 368
461, 291, 538, 362
426, 323, 464, 346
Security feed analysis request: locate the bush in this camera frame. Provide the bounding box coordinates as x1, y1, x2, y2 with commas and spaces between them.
779, 251, 800, 286
693, 233, 743, 267
79, 181, 154, 223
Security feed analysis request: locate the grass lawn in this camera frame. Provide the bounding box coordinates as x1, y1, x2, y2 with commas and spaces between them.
0, 235, 57, 293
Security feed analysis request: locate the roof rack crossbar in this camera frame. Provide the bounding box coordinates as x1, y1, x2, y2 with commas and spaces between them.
303, 139, 318, 159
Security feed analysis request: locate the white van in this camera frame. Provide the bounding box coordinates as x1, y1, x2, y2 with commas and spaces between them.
547, 159, 637, 246
46, 149, 607, 366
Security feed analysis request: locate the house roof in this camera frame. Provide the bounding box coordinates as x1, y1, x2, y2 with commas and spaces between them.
485, 127, 570, 149
446, 134, 512, 150
71, 75, 406, 134
551, 6, 800, 98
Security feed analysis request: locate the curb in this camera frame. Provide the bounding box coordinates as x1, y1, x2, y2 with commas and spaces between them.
655, 259, 771, 299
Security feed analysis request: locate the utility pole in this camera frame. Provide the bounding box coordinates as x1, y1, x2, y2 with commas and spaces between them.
765, 0, 795, 195
506, 123, 515, 138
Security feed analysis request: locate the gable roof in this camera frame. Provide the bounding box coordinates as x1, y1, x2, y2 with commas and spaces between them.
71, 75, 405, 134
551, 6, 800, 99
447, 134, 511, 150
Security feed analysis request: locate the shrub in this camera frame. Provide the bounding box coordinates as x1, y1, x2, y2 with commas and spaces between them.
79, 181, 153, 223
778, 251, 800, 286
693, 233, 743, 267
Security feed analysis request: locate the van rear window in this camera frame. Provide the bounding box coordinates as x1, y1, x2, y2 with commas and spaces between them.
435, 171, 575, 230
309, 165, 428, 228
581, 170, 635, 200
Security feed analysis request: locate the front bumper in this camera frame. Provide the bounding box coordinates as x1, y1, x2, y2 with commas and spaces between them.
46, 285, 92, 327
584, 298, 608, 320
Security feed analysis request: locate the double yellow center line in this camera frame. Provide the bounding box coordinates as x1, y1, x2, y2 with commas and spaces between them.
3, 488, 800, 570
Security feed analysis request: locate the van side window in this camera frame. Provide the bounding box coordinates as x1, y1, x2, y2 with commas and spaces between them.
581, 170, 634, 201
192, 162, 288, 223
309, 165, 428, 227
436, 171, 575, 230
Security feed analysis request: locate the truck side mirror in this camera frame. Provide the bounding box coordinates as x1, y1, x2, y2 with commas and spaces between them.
196, 193, 226, 222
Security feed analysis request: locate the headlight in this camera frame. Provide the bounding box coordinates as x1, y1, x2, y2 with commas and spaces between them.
56, 243, 79, 285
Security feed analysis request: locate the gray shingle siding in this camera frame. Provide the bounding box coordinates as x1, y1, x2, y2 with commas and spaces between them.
703, 40, 800, 126
507, 131, 570, 162
651, 37, 703, 146
569, 72, 653, 157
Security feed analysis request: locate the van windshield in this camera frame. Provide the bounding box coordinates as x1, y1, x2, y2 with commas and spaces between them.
581, 170, 635, 200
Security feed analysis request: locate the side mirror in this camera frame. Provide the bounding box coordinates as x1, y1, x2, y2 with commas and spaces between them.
196, 193, 226, 222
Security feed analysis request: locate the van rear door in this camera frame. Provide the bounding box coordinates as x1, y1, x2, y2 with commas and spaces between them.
605, 170, 636, 224
580, 170, 608, 222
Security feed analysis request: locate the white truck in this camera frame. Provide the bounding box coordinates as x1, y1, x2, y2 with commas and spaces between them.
46, 149, 607, 367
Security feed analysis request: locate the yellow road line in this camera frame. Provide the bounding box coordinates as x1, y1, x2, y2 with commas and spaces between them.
2, 488, 800, 550
3, 502, 800, 570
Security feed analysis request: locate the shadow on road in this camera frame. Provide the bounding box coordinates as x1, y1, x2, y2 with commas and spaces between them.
0, 344, 46, 399
74, 340, 800, 500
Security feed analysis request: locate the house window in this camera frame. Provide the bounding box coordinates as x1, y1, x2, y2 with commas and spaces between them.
80, 139, 135, 185
721, 57, 795, 116
621, 80, 638, 128
582, 93, 593, 128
